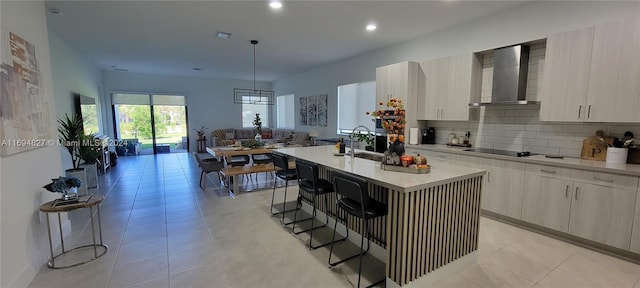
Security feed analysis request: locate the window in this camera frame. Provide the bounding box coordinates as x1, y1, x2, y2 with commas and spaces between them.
337, 81, 375, 134
242, 97, 269, 128
276, 94, 295, 129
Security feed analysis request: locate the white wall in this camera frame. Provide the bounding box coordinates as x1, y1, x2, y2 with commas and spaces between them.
273, 1, 640, 141
102, 71, 272, 152
0, 1, 64, 287
48, 31, 103, 170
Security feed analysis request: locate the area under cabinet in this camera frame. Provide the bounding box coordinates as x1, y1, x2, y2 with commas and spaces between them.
522, 164, 638, 250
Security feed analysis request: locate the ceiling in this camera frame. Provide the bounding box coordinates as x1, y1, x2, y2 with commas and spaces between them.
44, 1, 527, 82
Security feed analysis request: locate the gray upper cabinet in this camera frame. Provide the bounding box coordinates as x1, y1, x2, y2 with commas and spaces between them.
418, 53, 482, 121
376, 61, 419, 140
540, 26, 594, 121
541, 16, 640, 122
586, 17, 640, 122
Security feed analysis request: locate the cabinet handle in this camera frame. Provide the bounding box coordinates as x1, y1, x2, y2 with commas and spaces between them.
540, 169, 557, 174
575, 187, 579, 200
593, 176, 614, 182
565, 185, 569, 198
587, 105, 592, 119
487, 171, 490, 183
578, 105, 582, 119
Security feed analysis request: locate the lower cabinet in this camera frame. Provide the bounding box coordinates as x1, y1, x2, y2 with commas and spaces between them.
522, 166, 637, 250
522, 174, 572, 232
458, 155, 525, 219
569, 182, 636, 250
631, 191, 640, 253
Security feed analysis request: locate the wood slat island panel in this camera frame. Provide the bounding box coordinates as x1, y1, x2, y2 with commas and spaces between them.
276, 146, 485, 286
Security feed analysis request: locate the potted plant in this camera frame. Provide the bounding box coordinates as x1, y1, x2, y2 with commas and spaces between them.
43, 176, 82, 201
351, 133, 375, 151
58, 113, 88, 194
253, 113, 262, 141
194, 126, 208, 140
78, 133, 101, 188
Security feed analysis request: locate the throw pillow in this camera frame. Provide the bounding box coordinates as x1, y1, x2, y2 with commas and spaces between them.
212, 129, 226, 139
225, 132, 235, 140
261, 130, 272, 139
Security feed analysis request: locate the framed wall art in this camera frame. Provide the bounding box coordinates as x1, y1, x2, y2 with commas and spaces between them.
298, 96, 307, 126
317, 94, 327, 127
307, 95, 317, 126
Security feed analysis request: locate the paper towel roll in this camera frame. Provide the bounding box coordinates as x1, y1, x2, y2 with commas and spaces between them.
606, 147, 628, 164
409, 128, 419, 145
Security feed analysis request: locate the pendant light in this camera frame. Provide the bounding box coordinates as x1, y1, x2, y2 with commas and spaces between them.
234, 40, 274, 105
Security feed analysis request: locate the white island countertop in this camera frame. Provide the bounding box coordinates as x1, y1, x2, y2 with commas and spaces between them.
275, 145, 485, 192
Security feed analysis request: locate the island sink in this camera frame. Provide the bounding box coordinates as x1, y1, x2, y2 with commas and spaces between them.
352, 152, 383, 162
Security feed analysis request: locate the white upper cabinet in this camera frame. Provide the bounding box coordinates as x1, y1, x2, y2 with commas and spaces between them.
540, 26, 594, 121
418, 53, 482, 121
586, 17, 640, 122
541, 17, 640, 122
376, 61, 419, 140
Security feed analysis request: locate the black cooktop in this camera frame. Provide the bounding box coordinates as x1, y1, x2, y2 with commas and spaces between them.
464, 148, 536, 157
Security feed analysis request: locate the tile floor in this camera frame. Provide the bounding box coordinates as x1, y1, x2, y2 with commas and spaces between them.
27, 153, 640, 288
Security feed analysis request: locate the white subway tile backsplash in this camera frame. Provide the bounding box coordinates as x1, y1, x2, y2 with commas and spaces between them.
504, 109, 539, 117
547, 139, 583, 149
494, 123, 526, 130
521, 138, 548, 146
494, 136, 517, 144
525, 124, 562, 132
561, 124, 607, 134
423, 43, 640, 157
503, 130, 538, 138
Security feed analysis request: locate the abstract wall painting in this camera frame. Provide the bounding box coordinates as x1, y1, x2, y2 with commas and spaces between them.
0, 32, 52, 155
317, 94, 327, 127
307, 95, 317, 126
298, 96, 307, 126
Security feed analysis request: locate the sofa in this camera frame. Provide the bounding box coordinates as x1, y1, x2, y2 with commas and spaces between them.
210, 128, 310, 147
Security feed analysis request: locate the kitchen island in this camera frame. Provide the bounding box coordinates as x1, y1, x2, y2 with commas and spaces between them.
275, 145, 486, 287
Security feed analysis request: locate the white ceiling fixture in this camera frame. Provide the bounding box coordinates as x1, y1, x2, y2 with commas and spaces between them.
234, 40, 274, 105
216, 31, 232, 39
366, 23, 377, 31
48, 8, 62, 15
269, 1, 283, 9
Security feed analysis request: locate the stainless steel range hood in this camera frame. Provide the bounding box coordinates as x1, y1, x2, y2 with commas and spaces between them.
470, 45, 539, 107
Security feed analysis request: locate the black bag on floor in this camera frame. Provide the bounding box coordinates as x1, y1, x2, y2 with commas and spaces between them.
110, 151, 118, 167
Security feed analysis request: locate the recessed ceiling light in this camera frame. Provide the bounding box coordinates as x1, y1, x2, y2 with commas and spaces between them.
216, 31, 232, 39
269, 1, 282, 9
48, 8, 63, 15
366, 24, 377, 31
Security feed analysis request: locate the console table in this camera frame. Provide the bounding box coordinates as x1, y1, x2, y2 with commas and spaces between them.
39, 195, 107, 269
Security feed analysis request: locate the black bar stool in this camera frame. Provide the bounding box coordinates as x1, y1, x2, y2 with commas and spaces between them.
289, 159, 344, 249
329, 173, 387, 288
271, 153, 299, 217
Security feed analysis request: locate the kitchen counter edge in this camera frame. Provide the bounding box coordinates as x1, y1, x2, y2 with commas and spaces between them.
407, 144, 640, 177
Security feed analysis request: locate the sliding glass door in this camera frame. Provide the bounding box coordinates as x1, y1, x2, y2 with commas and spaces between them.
112, 93, 187, 155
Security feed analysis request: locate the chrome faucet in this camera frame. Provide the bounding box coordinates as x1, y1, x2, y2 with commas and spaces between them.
350, 125, 372, 159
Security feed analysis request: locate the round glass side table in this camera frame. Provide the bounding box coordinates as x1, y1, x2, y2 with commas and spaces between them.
39, 194, 108, 269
